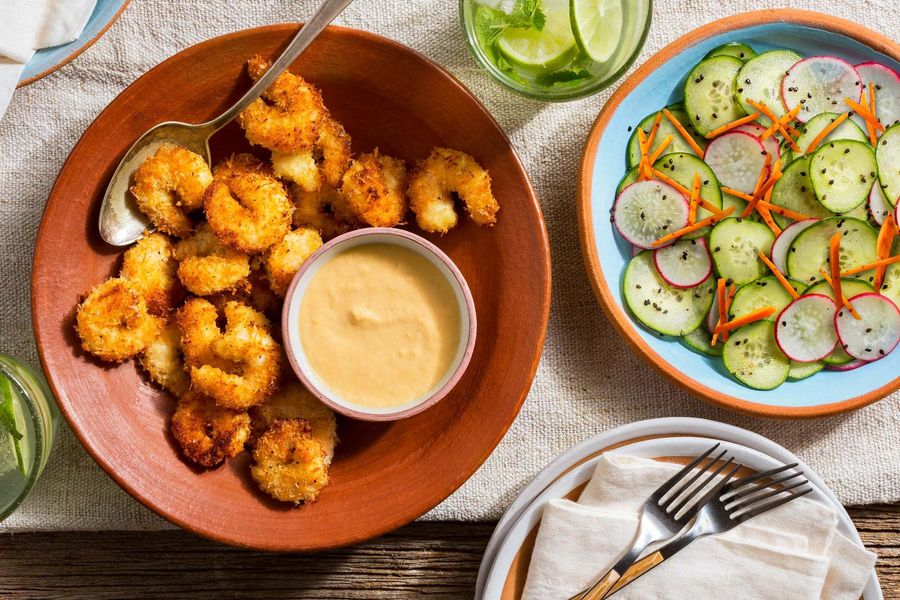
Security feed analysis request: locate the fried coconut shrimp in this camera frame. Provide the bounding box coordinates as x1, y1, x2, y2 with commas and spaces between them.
408, 147, 499, 233
291, 184, 349, 240
140, 321, 189, 397
238, 55, 325, 154
251, 419, 330, 504
207, 266, 281, 322
174, 223, 250, 296
177, 298, 281, 410
75, 278, 161, 362
335, 151, 408, 227
171, 391, 250, 468
130, 143, 213, 237
251, 382, 338, 464
205, 159, 293, 254
120, 232, 183, 315
264, 227, 323, 297
272, 116, 353, 191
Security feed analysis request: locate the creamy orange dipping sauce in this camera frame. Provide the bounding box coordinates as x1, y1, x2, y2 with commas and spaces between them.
299, 243, 461, 409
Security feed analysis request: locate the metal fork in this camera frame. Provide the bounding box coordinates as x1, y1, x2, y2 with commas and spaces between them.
569, 444, 735, 600
599, 463, 812, 598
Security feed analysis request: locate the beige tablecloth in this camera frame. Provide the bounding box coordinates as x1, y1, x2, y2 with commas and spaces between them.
1, 0, 898, 531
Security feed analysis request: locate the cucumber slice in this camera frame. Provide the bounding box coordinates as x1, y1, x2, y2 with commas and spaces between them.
876, 122, 900, 207
653, 152, 722, 229
772, 219, 819, 273
706, 42, 758, 62
794, 112, 868, 155
723, 321, 791, 390
721, 192, 750, 217
880, 263, 900, 308
853, 63, 900, 129
681, 327, 723, 357
627, 109, 706, 167
774, 294, 839, 362
623, 251, 716, 336
704, 131, 769, 195
870, 180, 892, 225
782, 56, 863, 123
684, 55, 746, 136
786, 216, 879, 284
788, 360, 825, 381
769, 156, 834, 229
654, 238, 713, 288
735, 50, 801, 124
709, 218, 776, 285
612, 180, 689, 249
729, 276, 805, 322
616, 167, 640, 195
803, 277, 874, 300
809, 140, 877, 213
835, 293, 900, 359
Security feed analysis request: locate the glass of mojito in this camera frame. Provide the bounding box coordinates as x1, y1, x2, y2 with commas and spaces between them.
0, 354, 59, 522
460, 0, 652, 101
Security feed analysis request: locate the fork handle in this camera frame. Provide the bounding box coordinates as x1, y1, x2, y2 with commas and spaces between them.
577, 570, 622, 600
568, 544, 643, 600
605, 551, 665, 596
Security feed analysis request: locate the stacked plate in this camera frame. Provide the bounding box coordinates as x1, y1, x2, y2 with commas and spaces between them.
476, 418, 882, 599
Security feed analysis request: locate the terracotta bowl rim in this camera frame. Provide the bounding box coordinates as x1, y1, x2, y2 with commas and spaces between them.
280, 227, 478, 422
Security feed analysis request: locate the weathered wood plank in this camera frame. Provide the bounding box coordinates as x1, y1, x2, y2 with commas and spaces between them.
0, 506, 897, 599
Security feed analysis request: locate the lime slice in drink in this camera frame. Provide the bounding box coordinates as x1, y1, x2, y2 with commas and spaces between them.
571, 0, 624, 63
498, 1, 577, 72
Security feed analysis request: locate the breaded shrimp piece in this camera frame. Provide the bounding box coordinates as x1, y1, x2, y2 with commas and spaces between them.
250, 418, 329, 504
140, 320, 190, 397
171, 391, 250, 468
178, 298, 281, 410
213, 153, 273, 180
336, 150, 408, 227
174, 223, 250, 296
204, 161, 293, 254
408, 147, 498, 233
263, 227, 323, 297
120, 232, 183, 315
250, 381, 338, 464
238, 55, 325, 153
130, 143, 212, 237
75, 278, 161, 362
272, 116, 353, 191
207, 266, 281, 322
291, 184, 349, 240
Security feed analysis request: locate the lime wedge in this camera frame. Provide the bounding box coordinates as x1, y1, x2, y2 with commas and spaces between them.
498, 1, 577, 72
571, 0, 624, 63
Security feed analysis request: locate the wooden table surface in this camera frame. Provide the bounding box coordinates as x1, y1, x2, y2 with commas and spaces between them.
1, 505, 897, 599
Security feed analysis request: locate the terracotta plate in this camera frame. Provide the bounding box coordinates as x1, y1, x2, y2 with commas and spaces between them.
31, 25, 551, 550
578, 10, 900, 418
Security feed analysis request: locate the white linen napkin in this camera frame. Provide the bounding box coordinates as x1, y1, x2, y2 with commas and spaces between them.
520, 454, 876, 600
0, 0, 96, 120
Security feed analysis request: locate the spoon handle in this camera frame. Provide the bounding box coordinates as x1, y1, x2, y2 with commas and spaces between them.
206, 0, 355, 131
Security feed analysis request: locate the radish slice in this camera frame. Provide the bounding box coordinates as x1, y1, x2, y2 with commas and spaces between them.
653, 238, 713, 288
855, 62, 900, 128
835, 293, 900, 360
775, 294, 839, 362
825, 359, 869, 372
771, 219, 818, 274
735, 123, 781, 160
631, 245, 642, 257
870, 183, 892, 226
706, 297, 719, 333
782, 56, 863, 123
613, 181, 689, 249
704, 131, 769, 194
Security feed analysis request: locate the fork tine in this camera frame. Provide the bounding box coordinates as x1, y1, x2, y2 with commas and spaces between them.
667, 458, 738, 517
727, 479, 809, 512
737, 486, 813, 521
663, 448, 728, 505
721, 463, 800, 499
653, 443, 721, 499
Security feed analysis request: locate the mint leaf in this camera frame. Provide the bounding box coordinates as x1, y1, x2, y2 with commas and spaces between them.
0, 373, 25, 475
509, 0, 546, 30
474, 4, 507, 50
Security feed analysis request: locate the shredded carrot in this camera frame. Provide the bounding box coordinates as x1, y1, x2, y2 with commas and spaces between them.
688, 173, 701, 224
705, 112, 761, 139
755, 164, 783, 198
721, 187, 756, 203
714, 306, 777, 334
651, 206, 736, 247
874, 214, 897, 289
746, 99, 802, 150
757, 251, 800, 300
698, 198, 725, 216
757, 201, 811, 222
650, 168, 692, 197
844, 97, 886, 132
648, 135, 674, 164
761, 105, 802, 141
637, 127, 649, 156
758, 205, 782, 236
804, 112, 850, 155
867, 83, 880, 146
741, 154, 773, 218
863, 86, 878, 146
711, 278, 727, 346
829, 233, 843, 310
662, 108, 705, 158
646, 112, 664, 151
840, 254, 900, 277
819, 268, 862, 320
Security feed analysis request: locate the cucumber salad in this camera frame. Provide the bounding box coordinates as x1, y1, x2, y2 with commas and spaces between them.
612, 42, 900, 390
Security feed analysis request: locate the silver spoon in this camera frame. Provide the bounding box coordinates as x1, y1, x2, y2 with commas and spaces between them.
98, 0, 354, 246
